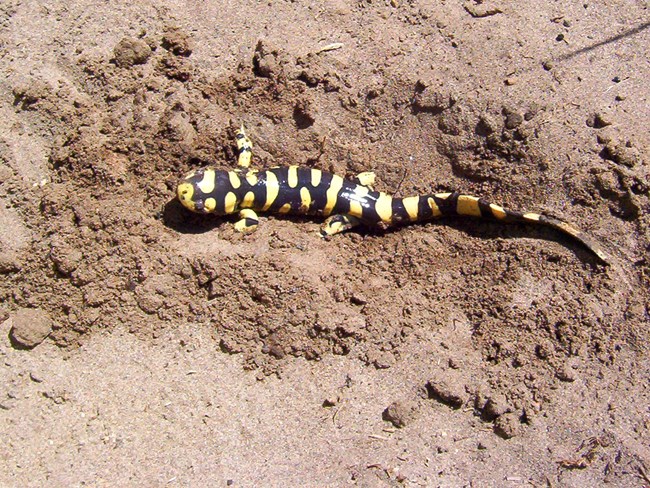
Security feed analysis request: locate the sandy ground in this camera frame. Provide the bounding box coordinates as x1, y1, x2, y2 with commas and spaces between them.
1, 1, 649, 486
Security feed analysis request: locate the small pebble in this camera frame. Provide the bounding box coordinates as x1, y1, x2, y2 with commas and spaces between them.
9, 308, 52, 349
493, 412, 521, 439
30, 372, 44, 383
426, 378, 467, 408
555, 365, 576, 382
382, 400, 418, 428
322, 396, 339, 407
504, 112, 523, 130
586, 112, 612, 129
481, 394, 511, 420
113, 38, 152, 67
162, 27, 193, 57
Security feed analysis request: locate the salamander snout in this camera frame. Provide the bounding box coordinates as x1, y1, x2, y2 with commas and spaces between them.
177, 168, 220, 214
177, 172, 198, 213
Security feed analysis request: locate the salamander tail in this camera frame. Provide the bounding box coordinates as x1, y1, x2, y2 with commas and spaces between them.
420, 191, 609, 264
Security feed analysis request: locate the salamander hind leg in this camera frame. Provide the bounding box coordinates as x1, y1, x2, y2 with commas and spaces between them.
235, 124, 253, 168
234, 209, 260, 233
320, 214, 361, 237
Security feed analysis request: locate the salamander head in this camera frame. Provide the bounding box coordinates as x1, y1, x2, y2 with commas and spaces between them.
177, 168, 219, 214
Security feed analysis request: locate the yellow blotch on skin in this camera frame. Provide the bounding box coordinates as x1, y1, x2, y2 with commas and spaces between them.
349, 200, 363, 217
402, 196, 419, 221
288, 166, 299, 188
490, 204, 508, 220
224, 192, 237, 214
354, 185, 369, 197
197, 170, 216, 194
311, 169, 322, 187
279, 203, 292, 214
239, 209, 258, 220
553, 221, 580, 237
228, 171, 241, 189
246, 171, 258, 186
523, 212, 541, 221
457, 195, 482, 217
427, 197, 442, 217
323, 175, 344, 216
300, 187, 312, 212
348, 185, 369, 218
375, 193, 393, 223
241, 191, 255, 208
262, 171, 279, 211
204, 198, 216, 212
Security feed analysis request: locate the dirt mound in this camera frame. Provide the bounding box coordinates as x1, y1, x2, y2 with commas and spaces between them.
1, 2, 648, 485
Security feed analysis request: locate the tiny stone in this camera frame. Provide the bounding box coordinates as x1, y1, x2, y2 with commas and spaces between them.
556, 365, 576, 382
113, 38, 152, 67
322, 396, 339, 407
481, 394, 511, 420
593, 112, 613, 128
615, 95, 625, 101
556, 33, 565, 41
563, 19, 572, 27
542, 60, 554, 71
504, 77, 517, 86
9, 308, 52, 349
426, 378, 467, 408
493, 412, 521, 439
477, 440, 489, 450
162, 27, 193, 56
596, 132, 613, 144
524, 103, 540, 121
448, 357, 461, 369
30, 372, 44, 383
505, 112, 523, 129
612, 76, 621, 83
382, 400, 418, 428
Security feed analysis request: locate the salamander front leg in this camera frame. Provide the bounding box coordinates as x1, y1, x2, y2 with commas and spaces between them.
235, 124, 253, 168
355, 171, 376, 190
320, 214, 360, 237
234, 209, 259, 233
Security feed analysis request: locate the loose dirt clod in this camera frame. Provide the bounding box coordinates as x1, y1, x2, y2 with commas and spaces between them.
426, 377, 467, 409
8, 308, 52, 349
113, 38, 152, 67
382, 401, 418, 428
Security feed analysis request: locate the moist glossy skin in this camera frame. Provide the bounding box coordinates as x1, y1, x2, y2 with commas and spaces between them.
177, 164, 609, 264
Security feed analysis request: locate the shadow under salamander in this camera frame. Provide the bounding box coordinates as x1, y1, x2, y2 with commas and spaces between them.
164, 197, 600, 265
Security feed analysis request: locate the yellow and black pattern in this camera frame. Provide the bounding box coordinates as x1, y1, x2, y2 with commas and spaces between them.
177, 127, 609, 263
